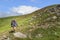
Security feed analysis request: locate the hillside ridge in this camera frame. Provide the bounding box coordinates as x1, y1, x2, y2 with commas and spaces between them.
0, 4, 60, 40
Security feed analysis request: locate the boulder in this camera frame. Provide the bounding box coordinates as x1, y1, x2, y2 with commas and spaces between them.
13, 32, 27, 38
52, 16, 57, 19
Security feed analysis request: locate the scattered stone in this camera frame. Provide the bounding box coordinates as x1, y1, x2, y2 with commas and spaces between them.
35, 34, 43, 38
30, 23, 33, 25
0, 35, 10, 40
50, 8, 55, 12
57, 5, 60, 7
32, 16, 36, 19
28, 29, 33, 32
57, 22, 60, 24
55, 32, 58, 35
52, 16, 57, 19
56, 5, 60, 10
56, 12, 60, 16
13, 32, 27, 38
46, 17, 51, 21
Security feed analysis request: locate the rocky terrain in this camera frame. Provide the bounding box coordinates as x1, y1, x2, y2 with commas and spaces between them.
0, 4, 60, 40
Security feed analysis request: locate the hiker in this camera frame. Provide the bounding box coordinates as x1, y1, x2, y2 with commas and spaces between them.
11, 19, 18, 32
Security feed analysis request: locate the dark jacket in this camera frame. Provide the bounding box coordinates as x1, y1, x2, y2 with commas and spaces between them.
11, 20, 18, 27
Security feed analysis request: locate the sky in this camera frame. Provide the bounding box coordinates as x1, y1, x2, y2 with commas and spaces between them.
0, 0, 60, 17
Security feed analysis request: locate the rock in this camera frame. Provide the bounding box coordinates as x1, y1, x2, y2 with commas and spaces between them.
2, 35, 7, 39
56, 12, 60, 16
13, 32, 27, 38
52, 16, 57, 19
35, 34, 43, 38
0, 32, 27, 40
0, 35, 10, 40
29, 29, 33, 32
55, 32, 58, 35
46, 17, 51, 21
30, 23, 33, 25
56, 5, 60, 10
32, 16, 36, 19
49, 8, 55, 12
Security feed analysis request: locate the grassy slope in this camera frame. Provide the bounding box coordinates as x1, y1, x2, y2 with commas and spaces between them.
0, 4, 60, 40
0, 14, 31, 32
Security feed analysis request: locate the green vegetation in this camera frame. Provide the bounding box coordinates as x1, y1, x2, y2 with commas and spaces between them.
0, 4, 60, 40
